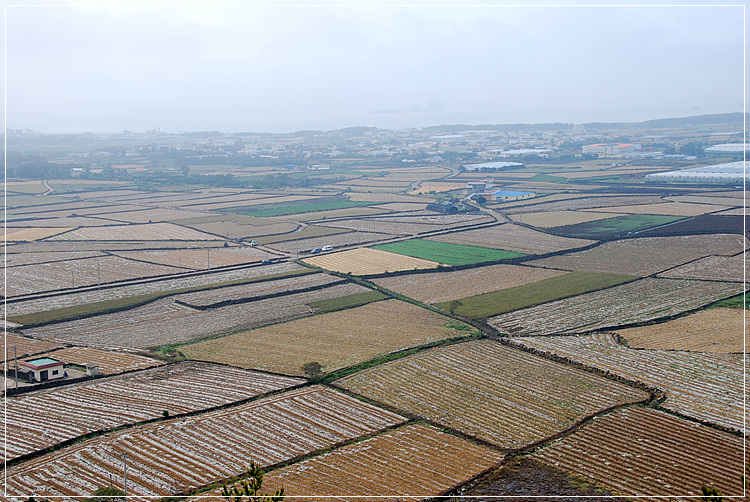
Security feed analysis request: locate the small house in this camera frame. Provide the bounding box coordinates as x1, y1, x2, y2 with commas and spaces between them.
19, 357, 65, 383
491, 190, 536, 202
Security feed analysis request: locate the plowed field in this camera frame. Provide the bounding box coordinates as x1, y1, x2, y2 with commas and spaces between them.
657, 254, 746, 282
509, 211, 624, 228
46, 222, 218, 241
303, 247, 439, 275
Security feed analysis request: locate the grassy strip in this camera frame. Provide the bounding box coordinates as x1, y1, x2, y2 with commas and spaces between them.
707, 293, 748, 309
373, 239, 524, 266
8, 268, 316, 326
307, 290, 388, 314
437, 271, 636, 320
550, 214, 683, 239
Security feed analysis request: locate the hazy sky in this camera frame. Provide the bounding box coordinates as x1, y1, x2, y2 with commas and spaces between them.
5, 1, 746, 133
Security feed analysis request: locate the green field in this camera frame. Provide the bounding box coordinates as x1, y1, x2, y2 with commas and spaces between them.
372, 239, 524, 266
550, 214, 683, 239
437, 271, 635, 319
307, 290, 388, 314
709, 293, 749, 309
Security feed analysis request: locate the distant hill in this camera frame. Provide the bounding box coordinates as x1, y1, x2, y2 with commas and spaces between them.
584, 112, 747, 130
421, 123, 575, 134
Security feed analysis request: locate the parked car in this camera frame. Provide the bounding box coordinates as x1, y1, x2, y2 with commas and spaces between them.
310, 248, 322, 254
321, 245, 333, 252
249, 240, 259, 247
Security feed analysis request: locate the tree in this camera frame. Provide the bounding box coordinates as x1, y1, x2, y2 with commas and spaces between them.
221, 462, 284, 502
301, 362, 323, 381
84, 487, 125, 502
700, 484, 723, 502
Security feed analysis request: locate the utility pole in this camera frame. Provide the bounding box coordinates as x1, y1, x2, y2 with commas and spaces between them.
122, 452, 128, 496
13, 346, 18, 390
206, 246, 210, 270
97, 256, 101, 288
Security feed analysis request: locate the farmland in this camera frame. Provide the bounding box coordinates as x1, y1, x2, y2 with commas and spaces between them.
489, 278, 745, 336
5, 362, 304, 460
180, 300, 474, 375
508, 210, 624, 228
580, 201, 729, 217
532, 407, 744, 498
439, 271, 635, 319
657, 253, 746, 282
336, 340, 648, 448
528, 234, 745, 277
31, 346, 165, 375
514, 334, 745, 431
614, 307, 746, 353
372, 264, 567, 304
112, 246, 268, 269
46, 222, 220, 241
303, 247, 439, 275
547, 214, 684, 239
4, 386, 405, 499
373, 239, 524, 265
259, 424, 505, 502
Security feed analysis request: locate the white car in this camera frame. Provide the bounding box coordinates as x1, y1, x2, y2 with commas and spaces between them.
321, 245, 333, 252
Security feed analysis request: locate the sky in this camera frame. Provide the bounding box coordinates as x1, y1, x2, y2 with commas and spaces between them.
4, 0, 747, 134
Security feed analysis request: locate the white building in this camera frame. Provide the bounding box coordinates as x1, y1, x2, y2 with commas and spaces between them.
19, 357, 65, 382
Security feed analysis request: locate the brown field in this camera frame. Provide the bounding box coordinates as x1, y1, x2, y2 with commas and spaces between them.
515, 333, 745, 431
4, 227, 75, 242
7, 216, 120, 227
667, 195, 744, 207
376, 202, 429, 211
46, 222, 220, 241
268, 231, 397, 254
428, 223, 595, 255
187, 220, 299, 239
257, 424, 504, 502
489, 278, 744, 337
2, 334, 65, 361
112, 246, 268, 270
3, 180, 48, 194
614, 307, 745, 353
581, 201, 729, 217
302, 247, 439, 275
279, 206, 390, 221
5, 361, 304, 460
92, 208, 209, 223
181, 300, 472, 375
529, 234, 746, 277
408, 181, 467, 194
6, 261, 306, 319
502, 195, 665, 215
508, 210, 625, 228
4, 249, 103, 268
36, 346, 166, 374
336, 340, 648, 448
657, 254, 746, 282
21, 282, 370, 349
505, 181, 604, 191
5, 255, 187, 297
714, 207, 745, 215
347, 192, 436, 203
532, 407, 744, 499
372, 264, 567, 304
4, 386, 404, 500
179, 194, 323, 211
12, 203, 148, 219
319, 213, 494, 236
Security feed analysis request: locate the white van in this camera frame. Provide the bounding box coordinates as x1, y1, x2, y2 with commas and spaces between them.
321, 245, 333, 252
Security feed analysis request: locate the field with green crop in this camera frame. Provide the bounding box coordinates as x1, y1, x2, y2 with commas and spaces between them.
373, 239, 524, 266
437, 271, 635, 319
549, 214, 683, 239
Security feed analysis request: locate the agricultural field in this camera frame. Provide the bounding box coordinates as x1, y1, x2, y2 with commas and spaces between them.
201, 195, 326, 212
372, 264, 567, 304
46, 222, 220, 241
580, 201, 729, 217
11, 204, 149, 219
336, 340, 648, 448
318, 213, 493, 235
528, 234, 746, 277
532, 407, 744, 498
613, 307, 745, 353
4, 227, 75, 242
255, 225, 349, 244
347, 192, 436, 203
92, 208, 209, 223
180, 300, 473, 375
256, 423, 505, 502
514, 334, 745, 431
5, 361, 304, 460
408, 181, 467, 194
5, 255, 187, 297
489, 278, 745, 336
33, 346, 166, 375
21, 283, 370, 348
6, 215, 118, 227
637, 214, 745, 237
427, 223, 595, 255
374, 239, 523, 266
440, 272, 635, 319
657, 253, 746, 282
6, 261, 307, 320
5, 250, 104, 268
546, 214, 684, 239
508, 210, 625, 228
303, 247, 439, 275
267, 230, 397, 254
667, 194, 745, 207
277, 205, 390, 221
4, 180, 49, 194
2, 334, 65, 361
112, 246, 268, 270
4, 386, 405, 499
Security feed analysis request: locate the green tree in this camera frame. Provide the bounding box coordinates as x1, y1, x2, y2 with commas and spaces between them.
221, 462, 284, 502
83, 487, 125, 502
301, 362, 324, 381
700, 484, 723, 502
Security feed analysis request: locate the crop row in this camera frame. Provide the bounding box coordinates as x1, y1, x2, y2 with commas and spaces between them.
489, 278, 744, 336
46, 222, 218, 241
657, 253, 745, 282
428, 223, 595, 255
32, 346, 165, 375
529, 234, 745, 277
112, 246, 268, 270
4, 386, 405, 500
6, 361, 304, 460
303, 247, 439, 276
532, 406, 744, 499
21, 282, 371, 348
336, 339, 648, 449
5, 255, 187, 297
514, 334, 745, 431
7, 261, 305, 318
